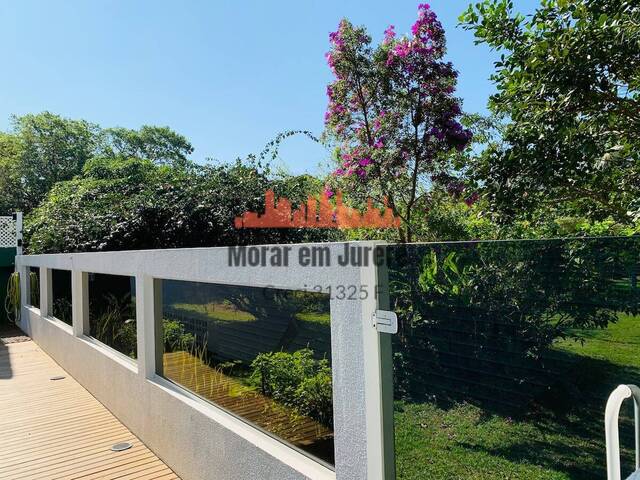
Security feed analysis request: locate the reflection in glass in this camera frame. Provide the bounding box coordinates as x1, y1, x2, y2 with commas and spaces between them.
51, 269, 72, 325
28, 267, 40, 309
88, 273, 137, 359
158, 280, 334, 466
386, 237, 640, 479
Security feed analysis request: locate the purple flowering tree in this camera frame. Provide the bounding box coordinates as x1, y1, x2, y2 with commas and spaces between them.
323, 3, 472, 242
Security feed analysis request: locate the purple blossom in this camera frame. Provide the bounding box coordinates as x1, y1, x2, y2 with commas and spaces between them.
373, 139, 384, 149
431, 127, 445, 140
464, 192, 479, 207
359, 157, 372, 167
393, 41, 412, 58
383, 25, 396, 43
324, 186, 335, 199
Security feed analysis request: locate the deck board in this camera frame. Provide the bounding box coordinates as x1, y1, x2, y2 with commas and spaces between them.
0, 340, 179, 480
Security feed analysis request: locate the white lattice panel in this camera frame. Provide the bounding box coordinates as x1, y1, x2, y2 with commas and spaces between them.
0, 216, 16, 248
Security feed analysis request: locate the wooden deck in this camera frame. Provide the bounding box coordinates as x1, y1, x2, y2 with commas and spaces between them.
0, 339, 180, 480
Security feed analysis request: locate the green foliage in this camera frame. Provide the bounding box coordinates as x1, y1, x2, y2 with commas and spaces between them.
97, 125, 193, 167
390, 237, 640, 407
0, 112, 197, 215
90, 293, 137, 358
250, 348, 333, 427
162, 318, 195, 352
29, 271, 39, 307
0, 133, 24, 215
25, 156, 338, 253
295, 370, 333, 426
460, 0, 640, 224
11, 112, 98, 212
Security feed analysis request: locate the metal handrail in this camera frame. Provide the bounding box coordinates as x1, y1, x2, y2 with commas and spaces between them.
605, 384, 640, 480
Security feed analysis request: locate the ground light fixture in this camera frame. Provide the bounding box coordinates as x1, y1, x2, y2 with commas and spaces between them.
110, 442, 133, 452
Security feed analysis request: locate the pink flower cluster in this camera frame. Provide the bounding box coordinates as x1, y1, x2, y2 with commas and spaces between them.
385, 3, 444, 67
323, 3, 473, 199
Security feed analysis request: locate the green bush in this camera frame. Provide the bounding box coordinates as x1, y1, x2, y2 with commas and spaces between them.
90, 293, 136, 357
162, 318, 195, 352
250, 348, 333, 427
295, 369, 333, 427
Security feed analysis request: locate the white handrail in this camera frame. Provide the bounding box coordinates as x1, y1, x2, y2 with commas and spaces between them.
605, 384, 640, 480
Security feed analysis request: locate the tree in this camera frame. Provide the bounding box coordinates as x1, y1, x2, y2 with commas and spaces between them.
98, 125, 193, 167
25, 156, 338, 254
389, 236, 640, 409
0, 133, 24, 215
460, 0, 640, 224
323, 4, 472, 242
12, 112, 98, 211
0, 112, 197, 214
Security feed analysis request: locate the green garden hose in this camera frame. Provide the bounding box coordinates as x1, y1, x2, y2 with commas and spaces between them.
4, 271, 20, 324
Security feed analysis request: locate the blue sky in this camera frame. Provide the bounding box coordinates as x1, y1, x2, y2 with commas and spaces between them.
0, 0, 538, 175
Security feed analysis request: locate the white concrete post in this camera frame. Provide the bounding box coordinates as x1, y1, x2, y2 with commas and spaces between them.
40, 268, 52, 318
72, 271, 89, 336
137, 274, 163, 379
18, 264, 29, 332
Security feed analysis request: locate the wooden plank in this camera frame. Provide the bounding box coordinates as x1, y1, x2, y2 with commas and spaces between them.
0, 341, 180, 480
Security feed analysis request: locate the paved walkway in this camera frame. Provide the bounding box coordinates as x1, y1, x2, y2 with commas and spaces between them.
0, 339, 180, 480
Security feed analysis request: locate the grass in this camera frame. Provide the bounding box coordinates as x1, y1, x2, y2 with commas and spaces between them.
171, 302, 331, 326
394, 313, 640, 479
295, 311, 331, 325
171, 302, 255, 322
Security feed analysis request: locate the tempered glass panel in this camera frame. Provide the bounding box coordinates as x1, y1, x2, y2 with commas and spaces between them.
158, 280, 334, 466
88, 273, 137, 359
28, 267, 40, 309
385, 237, 640, 480
51, 269, 72, 325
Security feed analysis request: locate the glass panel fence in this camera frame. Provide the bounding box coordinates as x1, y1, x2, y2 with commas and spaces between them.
51, 269, 72, 325
27, 266, 39, 309
386, 237, 640, 480
88, 273, 137, 359
158, 280, 334, 467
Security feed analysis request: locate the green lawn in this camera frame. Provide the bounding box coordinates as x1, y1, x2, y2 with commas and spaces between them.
171, 302, 255, 322
394, 314, 640, 479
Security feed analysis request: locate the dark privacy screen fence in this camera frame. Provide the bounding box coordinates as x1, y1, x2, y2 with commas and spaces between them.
384, 237, 640, 480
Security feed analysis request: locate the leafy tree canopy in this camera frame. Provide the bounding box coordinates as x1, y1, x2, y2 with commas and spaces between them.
460, 0, 640, 224
97, 125, 193, 167
323, 4, 473, 242
11, 112, 98, 212
0, 112, 195, 214
25, 156, 338, 253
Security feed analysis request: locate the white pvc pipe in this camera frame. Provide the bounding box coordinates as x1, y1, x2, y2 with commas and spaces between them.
605, 384, 640, 480
15, 211, 23, 255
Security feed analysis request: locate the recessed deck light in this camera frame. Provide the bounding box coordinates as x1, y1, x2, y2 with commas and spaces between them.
111, 442, 133, 452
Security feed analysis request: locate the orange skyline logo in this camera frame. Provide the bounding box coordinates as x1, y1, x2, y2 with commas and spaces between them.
234, 190, 401, 229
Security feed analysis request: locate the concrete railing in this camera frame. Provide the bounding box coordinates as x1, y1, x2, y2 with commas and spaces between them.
16, 242, 395, 480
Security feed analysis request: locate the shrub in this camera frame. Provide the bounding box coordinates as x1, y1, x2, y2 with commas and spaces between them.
250, 348, 333, 427
162, 318, 195, 352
